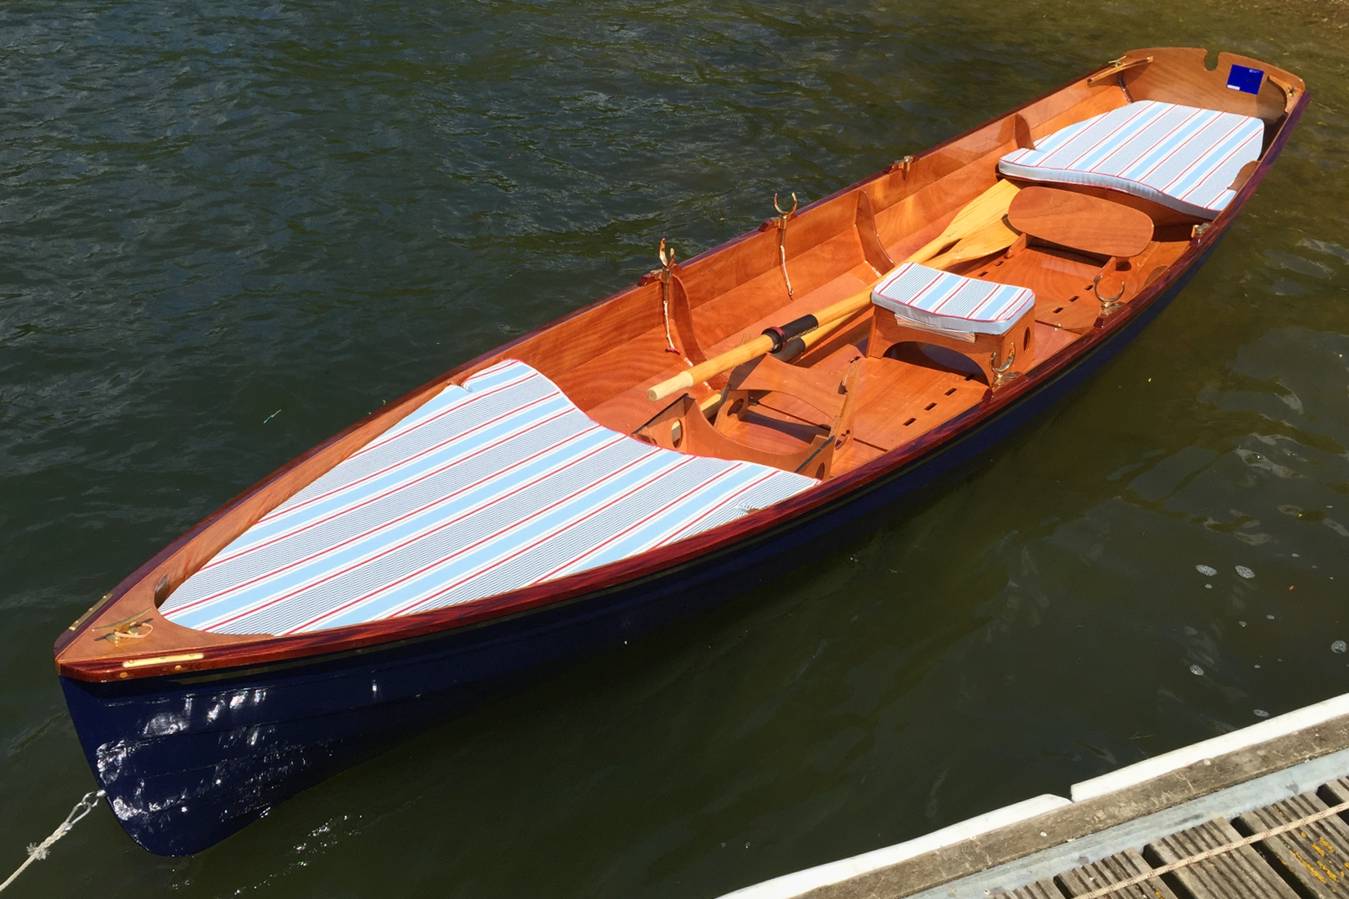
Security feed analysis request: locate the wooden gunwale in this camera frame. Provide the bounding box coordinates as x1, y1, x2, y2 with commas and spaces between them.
55, 52, 1308, 683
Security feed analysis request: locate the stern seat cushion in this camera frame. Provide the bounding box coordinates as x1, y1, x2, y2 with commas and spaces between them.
872, 263, 1035, 337
998, 100, 1264, 220
160, 360, 815, 636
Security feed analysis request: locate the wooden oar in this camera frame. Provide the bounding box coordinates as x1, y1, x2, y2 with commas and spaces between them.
920, 213, 1020, 270
695, 308, 869, 416
647, 181, 1021, 402
905, 179, 1021, 265
772, 306, 869, 363
649, 290, 882, 402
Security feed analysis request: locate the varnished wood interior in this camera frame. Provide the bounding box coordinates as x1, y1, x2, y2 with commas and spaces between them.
55, 48, 1306, 681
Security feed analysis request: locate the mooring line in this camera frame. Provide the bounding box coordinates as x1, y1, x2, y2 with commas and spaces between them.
0, 790, 104, 893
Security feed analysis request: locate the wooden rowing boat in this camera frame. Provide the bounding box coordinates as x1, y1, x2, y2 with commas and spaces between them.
54, 48, 1307, 855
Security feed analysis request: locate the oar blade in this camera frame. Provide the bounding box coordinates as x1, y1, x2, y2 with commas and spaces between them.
947, 179, 1020, 234
923, 217, 1020, 270
906, 180, 1019, 265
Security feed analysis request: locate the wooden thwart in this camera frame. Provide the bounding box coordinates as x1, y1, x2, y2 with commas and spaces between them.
867, 305, 1034, 389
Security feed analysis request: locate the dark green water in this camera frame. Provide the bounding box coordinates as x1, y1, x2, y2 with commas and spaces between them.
2, 0, 1347, 895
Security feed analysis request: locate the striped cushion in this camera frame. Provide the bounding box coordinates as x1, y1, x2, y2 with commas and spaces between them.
160, 360, 815, 636
998, 100, 1264, 219
872, 263, 1035, 337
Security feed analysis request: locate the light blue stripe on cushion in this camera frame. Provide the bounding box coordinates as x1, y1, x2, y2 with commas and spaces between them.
1121, 111, 1229, 193
260, 366, 553, 532
1185, 129, 1261, 210
908, 272, 964, 313
388, 455, 737, 618
197, 383, 580, 584
223, 392, 576, 558
392, 453, 808, 622
208, 431, 644, 634
160, 360, 817, 635
1073, 102, 1172, 172
1042, 100, 1151, 170
173, 425, 618, 632
216, 411, 598, 586
296, 447, 685, 632
1024, 117, 1088, 157
1163, 120, 1256, 197
541, 462, 766, 579
1114, 106, 1216, 180
999, 100, 1263, 219
871, 263, 1035, 337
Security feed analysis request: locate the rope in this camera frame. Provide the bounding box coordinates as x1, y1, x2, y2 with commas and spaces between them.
1070, 796, 1349, 899
0, 790, 105, 894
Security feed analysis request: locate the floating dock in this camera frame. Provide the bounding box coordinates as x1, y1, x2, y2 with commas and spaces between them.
726, 694, 1349, 898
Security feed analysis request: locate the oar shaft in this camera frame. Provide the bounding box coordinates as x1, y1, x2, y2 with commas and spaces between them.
647, 335, 774, 401
646, 288, 872, 402
907, 234, 954, 266
792, 288, 872, 334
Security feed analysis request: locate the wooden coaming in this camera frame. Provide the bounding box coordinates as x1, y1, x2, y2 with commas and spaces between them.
1120, 48, 1300, 124
55, 48, 1307, 682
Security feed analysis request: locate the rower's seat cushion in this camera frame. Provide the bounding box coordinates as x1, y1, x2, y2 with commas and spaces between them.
872, 263, 1035, 337
160, 360, 815, 636
998, 100, 1264, 220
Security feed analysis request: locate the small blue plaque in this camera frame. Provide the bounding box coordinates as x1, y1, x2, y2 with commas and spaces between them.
1227, 64, 1265, 94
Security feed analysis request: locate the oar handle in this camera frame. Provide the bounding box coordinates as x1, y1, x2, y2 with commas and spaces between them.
773, 306, 870, 363
647, 334, 773, 402
646, 289, 873, 402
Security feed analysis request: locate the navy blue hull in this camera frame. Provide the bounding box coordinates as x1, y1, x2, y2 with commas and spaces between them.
61, 260, 1203, 856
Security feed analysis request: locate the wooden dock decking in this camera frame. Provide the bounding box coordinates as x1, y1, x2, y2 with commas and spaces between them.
1005, 778, 1349, 899
724, 695, 1349, 899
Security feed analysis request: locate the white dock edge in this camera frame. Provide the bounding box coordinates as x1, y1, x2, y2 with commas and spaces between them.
719, 795, 1070, 899
721, 693, 1349, 899
1071, 692, 1349, 800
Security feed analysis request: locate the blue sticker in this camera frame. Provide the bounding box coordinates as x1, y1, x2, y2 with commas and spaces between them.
1227, 64, 1265, 94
